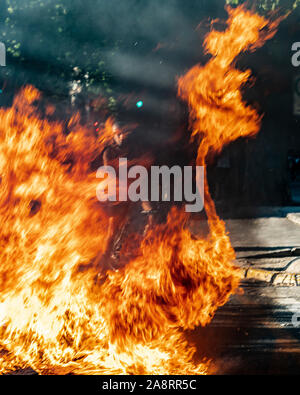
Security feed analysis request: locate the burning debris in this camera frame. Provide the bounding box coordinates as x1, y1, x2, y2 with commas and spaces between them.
0, 6, 281, 374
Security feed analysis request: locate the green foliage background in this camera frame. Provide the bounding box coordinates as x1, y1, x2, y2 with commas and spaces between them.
0, 0, 298, 109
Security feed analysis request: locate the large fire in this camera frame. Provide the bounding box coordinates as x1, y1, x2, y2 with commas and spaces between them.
0, 6, 280, 374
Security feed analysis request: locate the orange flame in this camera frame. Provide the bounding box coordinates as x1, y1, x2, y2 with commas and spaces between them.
0, 6, 280, 375
178, 5, 281, 265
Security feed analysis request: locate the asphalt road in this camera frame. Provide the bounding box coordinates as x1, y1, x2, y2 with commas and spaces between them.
190, 216, 300, 374
190, 280, 300, 374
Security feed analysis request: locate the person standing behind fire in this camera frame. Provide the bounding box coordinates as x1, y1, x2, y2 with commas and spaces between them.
95, 122, 154, 273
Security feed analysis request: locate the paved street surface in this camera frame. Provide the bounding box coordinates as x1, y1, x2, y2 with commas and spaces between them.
227, 217, 300, 249
190, 215, 300, 374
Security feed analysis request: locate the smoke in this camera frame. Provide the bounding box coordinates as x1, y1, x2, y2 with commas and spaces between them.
0, 1, 219, 104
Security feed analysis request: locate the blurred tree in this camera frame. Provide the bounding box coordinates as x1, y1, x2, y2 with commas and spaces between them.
0, 0, 119, 110
0, 0, 298, 115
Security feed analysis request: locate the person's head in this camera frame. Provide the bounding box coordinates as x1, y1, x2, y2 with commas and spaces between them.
112, 122, 124, 146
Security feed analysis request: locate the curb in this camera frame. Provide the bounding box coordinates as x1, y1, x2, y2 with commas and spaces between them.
238, 267, 300, 287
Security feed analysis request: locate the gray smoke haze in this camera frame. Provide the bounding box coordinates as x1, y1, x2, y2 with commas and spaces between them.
0, 0, 222, 98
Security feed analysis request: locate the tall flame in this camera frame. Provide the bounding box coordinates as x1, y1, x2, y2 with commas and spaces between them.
0, 6, 279, 374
